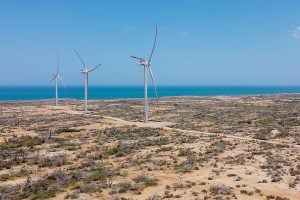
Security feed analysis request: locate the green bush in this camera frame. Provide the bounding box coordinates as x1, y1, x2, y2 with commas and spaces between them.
0, 136, 43, 150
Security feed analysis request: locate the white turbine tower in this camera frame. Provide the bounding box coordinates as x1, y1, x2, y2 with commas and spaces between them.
50, 53, 65, 106
131, 26, 158, 123
74, 49, 101, 112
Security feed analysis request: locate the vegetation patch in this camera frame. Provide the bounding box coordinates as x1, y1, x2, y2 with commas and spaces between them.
0, 136, 43, 150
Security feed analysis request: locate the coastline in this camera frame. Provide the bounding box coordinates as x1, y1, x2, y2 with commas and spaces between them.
1, 85, 300, 101
0, 93, 300, 103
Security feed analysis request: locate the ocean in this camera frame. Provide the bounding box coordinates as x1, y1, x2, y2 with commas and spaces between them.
0, 86, 299, 101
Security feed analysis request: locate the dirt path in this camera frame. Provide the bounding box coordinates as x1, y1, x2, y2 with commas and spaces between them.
102, 116, 300, 149
164, 127, 300, 149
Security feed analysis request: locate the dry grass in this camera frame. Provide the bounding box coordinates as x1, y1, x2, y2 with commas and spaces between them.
0, 95, 299, 199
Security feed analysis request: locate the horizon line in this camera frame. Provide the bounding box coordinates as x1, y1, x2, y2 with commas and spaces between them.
0, 85, 300, 87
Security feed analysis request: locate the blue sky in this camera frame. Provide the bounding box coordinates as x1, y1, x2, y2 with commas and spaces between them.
0, 0, 300, 86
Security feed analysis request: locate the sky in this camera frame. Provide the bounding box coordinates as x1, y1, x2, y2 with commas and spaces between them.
0, 0, 300, 86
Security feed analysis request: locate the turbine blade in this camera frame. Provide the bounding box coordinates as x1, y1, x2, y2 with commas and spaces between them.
148, 25, 158, 63
87, 63, 101, 73
148, 66, 158, 99
57, 51, 60, 74
130, 56, 145, 62
58, 75, 66, 88
74, 49, 86, 68
49, 75, 56, 83
148, 66, 159, 111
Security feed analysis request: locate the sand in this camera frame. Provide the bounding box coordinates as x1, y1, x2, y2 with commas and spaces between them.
0, 95, 299, 199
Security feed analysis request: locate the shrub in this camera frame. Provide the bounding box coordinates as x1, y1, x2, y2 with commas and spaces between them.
133, 174, 158, 188
15, 170, 70, 199
56, 128, 81, 134
87, 165, 113, 182
155, 146, 172, 153
38, 155, 67, 167
209, 184, 232, 195
77, 182, 101, 193
113, 181, 136, 194
255, 132, 267, 140
0, 136, 43, 150
178, 148, 194, 157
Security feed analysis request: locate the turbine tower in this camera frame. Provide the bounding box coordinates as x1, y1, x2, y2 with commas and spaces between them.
131, 26, 158, 123
74, 49, 101, 112
50, 52, 65, 106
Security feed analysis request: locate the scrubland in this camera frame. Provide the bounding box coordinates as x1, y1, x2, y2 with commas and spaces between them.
0, 95, 299, 199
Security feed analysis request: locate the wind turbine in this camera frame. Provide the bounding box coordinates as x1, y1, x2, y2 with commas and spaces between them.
131, 25, 158, 123
74, 49, 101, 112
50, 52, 65, 106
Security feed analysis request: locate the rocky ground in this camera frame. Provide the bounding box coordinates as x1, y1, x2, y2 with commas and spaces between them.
0, 95, 299, 200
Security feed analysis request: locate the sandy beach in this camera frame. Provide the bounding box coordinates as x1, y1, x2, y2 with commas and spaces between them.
0, 95, 299, 199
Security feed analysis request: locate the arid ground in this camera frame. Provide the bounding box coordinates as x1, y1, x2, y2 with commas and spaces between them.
0, 95, 299, 200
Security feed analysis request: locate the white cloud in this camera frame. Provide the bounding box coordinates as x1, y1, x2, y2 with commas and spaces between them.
181, 31, 188, 36
123, 26, 133, 33
159, 27, 168, 31
292, 27, 300, 39
122, 26, 145, 33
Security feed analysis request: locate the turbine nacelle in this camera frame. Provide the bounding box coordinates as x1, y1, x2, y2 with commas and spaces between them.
80, 65, 101, 74
81, 69, 88, 74
140, 60, 150, 67
130, 56, 151, 67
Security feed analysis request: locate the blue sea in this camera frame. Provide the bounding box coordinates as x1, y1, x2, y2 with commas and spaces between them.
0, 86, 299, 101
